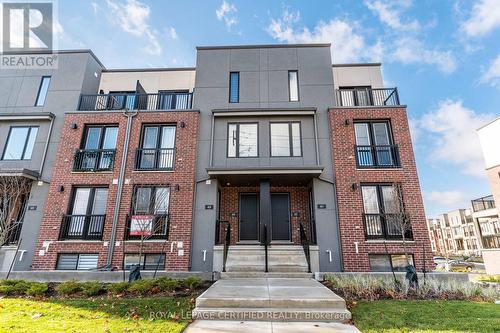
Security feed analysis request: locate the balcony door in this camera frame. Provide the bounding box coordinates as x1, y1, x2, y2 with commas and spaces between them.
67, 187, 107, 238
81, 126, 118, 170
139, 125, 176, 170
354, 122, 394, 167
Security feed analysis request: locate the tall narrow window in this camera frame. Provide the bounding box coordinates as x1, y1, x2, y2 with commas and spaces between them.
288, 71, 299, 101
2, 126, 38, 160
270, 122, 302, 157
128, 186, 170, 239
227, 123, 258, 157
35, 76, 51, 106
137, 125, 176, 170
76, 125, 118, 171
355, 121, 397, 167
229, 72, 239, 103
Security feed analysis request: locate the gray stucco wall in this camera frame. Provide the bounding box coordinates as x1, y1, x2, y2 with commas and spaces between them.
0, 51, 103, 271
190, 45, 342, 272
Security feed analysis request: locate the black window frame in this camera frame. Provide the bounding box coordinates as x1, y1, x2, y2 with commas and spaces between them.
35, 76, 51, 107
354, 120, 399, 168
55, 253, 99, 270
354, 120, 395, 146
139, 124, 177, 150
269, 121, 303, 157
227, 122, 259, 158
288, 70, 299, 102
339, 85, 373, 106
229, 72, 240, 103
123, 253, 166, 271
80, 124, 119, 150
1, 126, 39, 160
131, 185, 171, 215
67, 186, 109, 216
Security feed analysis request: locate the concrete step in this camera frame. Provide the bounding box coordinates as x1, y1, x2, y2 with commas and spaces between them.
220, 272, 314, 279
191, 307, 352, 323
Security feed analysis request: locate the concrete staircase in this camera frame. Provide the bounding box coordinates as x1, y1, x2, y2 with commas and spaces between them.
192, 278, 352, 323
224, 245, 310, 275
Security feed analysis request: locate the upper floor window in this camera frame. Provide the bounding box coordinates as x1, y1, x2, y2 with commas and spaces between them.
109, 91, 136, 110
136, 125, 176, 170
288, 71, 299, 102
74, 125, 118, 172
158, 90, 191, 109
229, 72, 239, 103
228, 123, 258, 158
270, 122, 301, 157
354, 121, 399, 168
35, 76, 51, 106
338, 86, 372, 106
2, 126, 38, 160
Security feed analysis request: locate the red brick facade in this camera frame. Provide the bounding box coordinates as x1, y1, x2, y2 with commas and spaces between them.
218, 185, 311, 244
32, 111, 199, 271
329, 107, 434, 272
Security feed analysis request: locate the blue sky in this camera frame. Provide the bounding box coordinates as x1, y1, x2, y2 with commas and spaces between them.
56, 0, 500, 217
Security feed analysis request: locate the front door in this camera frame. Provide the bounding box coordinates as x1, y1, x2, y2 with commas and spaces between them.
271, 193, 291, 241
239, 193, 259, 241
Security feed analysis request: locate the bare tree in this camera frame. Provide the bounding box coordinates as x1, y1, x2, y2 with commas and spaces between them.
126, 186, 170, 276
0, 176, 31, 246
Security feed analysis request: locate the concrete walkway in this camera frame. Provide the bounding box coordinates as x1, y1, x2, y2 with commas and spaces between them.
187, 277, 359, 332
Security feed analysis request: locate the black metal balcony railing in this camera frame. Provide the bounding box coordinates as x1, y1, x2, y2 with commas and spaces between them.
125, 214, 169, 240
73, 149, 116, 172
335, 88, 400, 107
78, 92, 193, 111
59, 214, 106, 240
3, 221, 23, 245
364, 213, 413, 240
471, 195, 496, 212
135, 148, 175, 171
355, 145, 400, 168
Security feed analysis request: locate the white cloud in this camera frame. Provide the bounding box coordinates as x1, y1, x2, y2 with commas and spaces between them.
415, 100, 493, 177
392, 37, 457, 74
167, 27, 178, 40
91, 1, 99, 14
461, 0, 500, 37
105, 0, 161, 55
425, 190, 469, 209
480, 53, 500, 88
267, 9, 382, 63
365, 0, 420, 31
216, 1, 238, 29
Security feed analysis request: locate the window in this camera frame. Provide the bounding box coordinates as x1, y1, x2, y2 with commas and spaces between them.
128, 186, 170, 239
108, 91, 136, 110
158, 90, 191, 109
56, 253, 98, 270
354, 121, 398, 167
288, 70, 299, 101
35, 76, 51, 106
270, 122, 301, 157
339, 86, 372, 106
137, 125, 176, 170
62, 187, 108, 240
227, 123, 258, 157
75, 125, 118, 171
369, 254, 414, 272
2, 126, 38, 160
229, 72, 239, 103
124, 253, 165, 270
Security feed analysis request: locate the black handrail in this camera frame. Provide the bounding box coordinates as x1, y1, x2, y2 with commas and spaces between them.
3, 221, 23, 245
73, 149, 116, 172
363, 213, 413, 240
59, 214, 106, 240
222, 223, 231, 272
78, 92, 193, 111
299, 222, 312, 273
135, 148, 175, 171
263, 225, 268, 273
215, 220, 229, 244
335, 87, 400, 106
355, 145, 400, 168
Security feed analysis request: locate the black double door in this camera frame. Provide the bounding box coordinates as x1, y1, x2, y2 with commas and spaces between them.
239, 193, 290, 242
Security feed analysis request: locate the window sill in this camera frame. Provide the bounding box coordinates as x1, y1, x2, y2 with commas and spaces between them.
132, 170, 174, 173
365, 240, 415, 244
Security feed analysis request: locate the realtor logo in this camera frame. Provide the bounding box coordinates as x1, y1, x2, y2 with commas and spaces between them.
1, 1, 57, 68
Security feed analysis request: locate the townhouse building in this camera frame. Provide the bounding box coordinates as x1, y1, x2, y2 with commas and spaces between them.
1, 44, 433, 274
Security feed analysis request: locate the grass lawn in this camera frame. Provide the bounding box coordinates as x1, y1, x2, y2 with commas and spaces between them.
0, 297, 194, 333
351, 300, 500, 333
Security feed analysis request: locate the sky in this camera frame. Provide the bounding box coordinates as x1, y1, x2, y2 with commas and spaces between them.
54, 0, 500, 218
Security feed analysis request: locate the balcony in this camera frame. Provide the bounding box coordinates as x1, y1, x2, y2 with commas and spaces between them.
355, 145, 400, 168
125, 214, 169, 240
364, 213, 413, 240
59, 215, 106, 240
77, 92, 193, 111
335, 88, 400, 107
73, 149, 116, 172
135, 148, 175, 171
471, 195, 496, 212
2, 221, 23, 245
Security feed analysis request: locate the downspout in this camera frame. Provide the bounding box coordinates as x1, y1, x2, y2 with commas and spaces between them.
105, 108, 138, 269
39, 114, 55, 180
313, 111, 320, 165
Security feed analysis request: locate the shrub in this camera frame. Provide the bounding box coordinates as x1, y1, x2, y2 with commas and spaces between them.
108, 281, 129, 294
155, 277, 178, 292
477, 275, 500, 283
81, 281, 105, 297
0, 280, 30, 295
127, 279, 157, 294
25, 282, 48, 297
55, 280, 82, 296
180, 276, 202, 290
